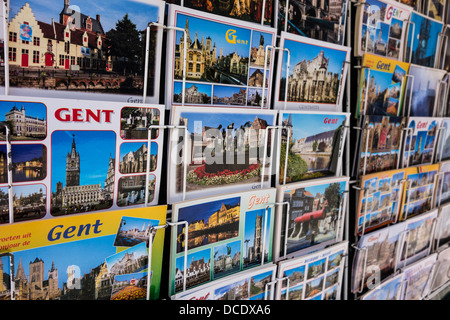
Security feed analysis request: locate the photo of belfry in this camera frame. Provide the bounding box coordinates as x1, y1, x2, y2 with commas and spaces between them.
279, 39, 348, 104
51, 131, 115, 216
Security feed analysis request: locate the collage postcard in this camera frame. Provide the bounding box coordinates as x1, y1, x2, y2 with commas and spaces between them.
275, 241, 348, 300
172, 264, 277, 300
356, 53, 409, 117
165, 4, 277, 109
354, 0, 412, 60
168, 188, 276, 296
0, 96, 165, 224
0, 205, 167, 300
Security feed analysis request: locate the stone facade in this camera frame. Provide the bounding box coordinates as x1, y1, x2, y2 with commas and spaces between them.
5, 105, 46, 138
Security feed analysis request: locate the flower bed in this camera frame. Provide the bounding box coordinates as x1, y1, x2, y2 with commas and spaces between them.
187, 163, 261, 185
111, 285, 147, 300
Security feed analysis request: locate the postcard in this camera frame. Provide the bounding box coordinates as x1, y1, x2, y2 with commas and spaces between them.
355, 168, 406, 236
168, 188, 276, 295
436, 120, 450, 162
354, 115, 405, 178
360, 273, 404, 300
433, 202, 450, 249
273, 32, 351, 112
0, 254, 12, 300
274, 177, 349, 262
435, 161, 450, 207
167, 106, 277, 204
351, 223, 404, 294
0, 205, 167, 300
171, 264, 277, 300
172, 0, 274, 25
400, 253, 437, 300
425, 0, 446, 22
355, 0, 412, 60
165, 4, 277, 109
403, 65, 446, 117
276, 111, 349, 185
396, 209, 438, 268
0, 96, 165, 224
110, 271, 149, 300
402, 117, 441, 168
356, 54, 410, 117
6, 0, 165, 104
405, 11, 443, 68
399, 164, 440, 221
277, 0, 348, 45
429, 246, 450, 294
275, 241, 348, 300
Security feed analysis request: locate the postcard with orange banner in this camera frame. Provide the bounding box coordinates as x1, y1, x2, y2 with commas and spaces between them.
0, 205, 167, 300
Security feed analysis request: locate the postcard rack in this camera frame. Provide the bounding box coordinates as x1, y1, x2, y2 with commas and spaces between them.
0, 123, 14, 224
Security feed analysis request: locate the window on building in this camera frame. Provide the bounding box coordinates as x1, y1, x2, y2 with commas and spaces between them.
8, 48, 16, 62
33, 37, 40, 46
22, 40, 29, 45
33, 50, 39, 64
196, 64, 200, 72
188, 63, 193, 72
22, 49, 29, 55
9, 32, 17, 42
71, 56, 75, 65
65, 41, 70, 54
59, 54, 65, 66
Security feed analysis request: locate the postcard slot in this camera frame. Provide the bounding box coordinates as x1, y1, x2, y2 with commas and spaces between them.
263, 279, 277, 301
147, 223, 168, 300
401, 127, 414, 169
404, 74, 415, 117
337, 190, 349, 243
435, 80, 449, 117
261, 126, 281, 189
391, 179, 407, 225
351, 244, 369, 294
0, 123, 14, 224
281, 125, 291, 185
436, 126, 448, 163
261, 204, 274, 266
153, 125, 189, 202
405, 21, 416, 64
167, 220, 189, 293
276, 276, 291, 300
263, 46, 290, 110
1, 0, 9, 96
432, 172, 445, 210
437, 27, 448, 70
336, 61, 352, 111
150, 23, 188, 107
361, 126, 373, 177
275, 201, 290, 260
0, 253, 15, 300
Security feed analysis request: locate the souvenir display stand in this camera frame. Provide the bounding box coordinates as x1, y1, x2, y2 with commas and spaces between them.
0, 0, 449, 302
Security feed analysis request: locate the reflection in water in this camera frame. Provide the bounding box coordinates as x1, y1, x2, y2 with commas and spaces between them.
13, 168, 43, 182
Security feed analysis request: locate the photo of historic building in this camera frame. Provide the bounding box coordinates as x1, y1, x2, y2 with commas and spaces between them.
0, 101, 46, 140
0, 184, 46, 224
51, 131, 115, 216
174, 82, 212, 105
113, 216, 159, 248
0, 144, 47, 183
117, 174, 155, 207
183, 0, 273, 25
277, 0, 347, 44
280, 113, 346, 183
7, 0, 164, 96
119, 142, 157, 174
174, 14, 250, 85
176, 196, 240, 253
174, 248, 211, 293
213, 240, 241, 279
11, 235, 119, 300
105, 242, 148, 277
120, 107, 160, 140
279, 40, 347, 105
243, 208, 271, 267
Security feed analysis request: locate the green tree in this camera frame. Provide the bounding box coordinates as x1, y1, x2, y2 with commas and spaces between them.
312, 140, 318, 151
107, 14, 143, 76
324, 183, 342, 210
279, 142, 308, 183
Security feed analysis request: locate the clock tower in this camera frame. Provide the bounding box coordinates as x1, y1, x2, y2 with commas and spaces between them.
66, 134, 80, 187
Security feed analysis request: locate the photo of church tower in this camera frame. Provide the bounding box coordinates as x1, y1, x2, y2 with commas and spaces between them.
51, 131, 115, 216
